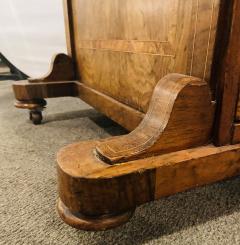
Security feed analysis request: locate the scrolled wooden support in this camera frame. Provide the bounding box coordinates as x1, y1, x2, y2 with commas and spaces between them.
57, 73, 227, 231
12, 53, 76, 124
28, 53, 75, 83
96, 74, 215, 164
57, 141, 240, 231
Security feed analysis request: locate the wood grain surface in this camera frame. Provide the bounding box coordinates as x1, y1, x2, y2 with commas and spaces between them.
68, 0, 220, 112
96, 74, 215, 163
57, 140, 240, 222
13, 80, 76, 101
13, 79, 144, 130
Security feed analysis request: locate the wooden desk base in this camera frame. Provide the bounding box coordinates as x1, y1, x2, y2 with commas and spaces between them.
57, 140, 240, 231
12, 53, 240, 231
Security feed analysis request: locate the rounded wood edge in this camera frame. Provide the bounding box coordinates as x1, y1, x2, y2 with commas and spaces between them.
96, 74, 213, 164
57, 199, 135, 231
14, 99, 47, 110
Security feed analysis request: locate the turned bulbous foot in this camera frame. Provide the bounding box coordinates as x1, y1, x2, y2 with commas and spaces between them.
57, 199, 135, 231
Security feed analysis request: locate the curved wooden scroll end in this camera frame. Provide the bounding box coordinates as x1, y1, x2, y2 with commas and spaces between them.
28, 53, 75, 83
96, 73, 215, 164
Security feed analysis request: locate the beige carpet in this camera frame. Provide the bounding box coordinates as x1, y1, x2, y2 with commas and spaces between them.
0, 80, 240, 245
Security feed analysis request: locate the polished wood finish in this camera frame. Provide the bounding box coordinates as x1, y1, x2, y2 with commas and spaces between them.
13, 0, 221, 127
70, 0, 220, 112
12, 53, 76, 124
211, 0, 240, 145
11, 0, 240, 231
56, 73, 226, 231
77, 83, 144, 130
57, 140, 240, 230
13, 80, 144, 130
97, 74, 215, 163
13, 81, 76, 101
57, 199, 135, 231
15, 99, 47, 110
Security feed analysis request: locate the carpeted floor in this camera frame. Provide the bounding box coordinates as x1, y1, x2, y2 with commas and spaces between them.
0, 80, 240, 245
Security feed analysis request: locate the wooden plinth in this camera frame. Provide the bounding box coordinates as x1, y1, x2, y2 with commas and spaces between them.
57, 140, 240, 230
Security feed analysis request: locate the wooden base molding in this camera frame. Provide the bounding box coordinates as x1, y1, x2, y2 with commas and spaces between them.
13, 79, 143, 130
15, 99, 47, 125
14, 99, 47, 110
57, 199, 135, 231
57, 140, 240, 230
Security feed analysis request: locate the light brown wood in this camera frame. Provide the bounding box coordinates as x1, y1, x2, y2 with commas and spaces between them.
57, 199, 135, 231
57, 140, 156, 217
77, 83, 144, 130
13, 80, 76, 101
97, 74, 215, 163
13, 0, 221, 129
12, 74, 214, 134
11, 0, 240, 232
70, 0, 220, 112
15, 99, 47, 110
56, 73, 220, 231
13, 80, 144, 130
57, 139, 240, 230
